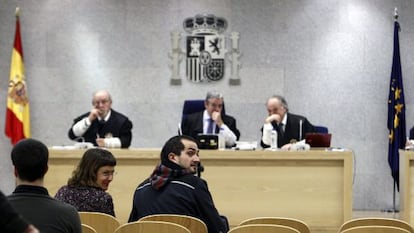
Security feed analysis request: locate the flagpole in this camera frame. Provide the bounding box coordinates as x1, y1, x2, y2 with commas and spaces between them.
388, 7, 399, 215
393, 7, 399, 216
392, 7, 399, 216
394, 7, 398, 21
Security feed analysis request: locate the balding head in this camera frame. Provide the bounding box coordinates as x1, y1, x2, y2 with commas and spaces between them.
92, 90, 113, 117
266, 95, 288, 119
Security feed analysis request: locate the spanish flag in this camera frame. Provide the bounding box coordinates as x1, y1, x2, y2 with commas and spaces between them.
5, 8, 30, 145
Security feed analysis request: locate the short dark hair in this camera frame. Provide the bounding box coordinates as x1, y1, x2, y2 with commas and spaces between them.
11, 138, 49, 182
68, 148, 116, 187
160, 135, 197, 165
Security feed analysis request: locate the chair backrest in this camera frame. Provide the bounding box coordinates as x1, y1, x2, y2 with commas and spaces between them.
182, 100, 205, 118
229, 224, 300, 233
339, 218, 414, 233
314, 125, 329, 133
78, 212, 120, 233
138, 214, 208, 233
341, 225, 411, 233
239, 217, 310, 233
81, 224, 97, 233
114, 221, 191, 233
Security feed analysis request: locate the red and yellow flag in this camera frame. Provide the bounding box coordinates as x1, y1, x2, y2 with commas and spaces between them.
5, 8, 30, 145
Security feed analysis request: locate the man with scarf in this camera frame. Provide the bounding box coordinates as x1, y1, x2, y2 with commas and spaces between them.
128, 135, 227, 233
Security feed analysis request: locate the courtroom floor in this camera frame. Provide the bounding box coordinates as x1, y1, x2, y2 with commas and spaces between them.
352, 209, 400, 219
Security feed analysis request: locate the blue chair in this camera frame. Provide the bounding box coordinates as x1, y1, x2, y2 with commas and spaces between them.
180, 100, 205, 136
314, 125, 328, 134
181, 99, 205, 124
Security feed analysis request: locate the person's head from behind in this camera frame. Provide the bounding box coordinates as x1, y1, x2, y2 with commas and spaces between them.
68, 148, 116, 191
266, 95, 289, 119
160, 135, 200, 173
11, 138, 49, 183
92, 90, 112, 118
204, 90, 224, 117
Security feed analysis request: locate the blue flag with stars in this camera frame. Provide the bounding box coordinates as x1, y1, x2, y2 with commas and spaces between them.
387, 21, 406, 190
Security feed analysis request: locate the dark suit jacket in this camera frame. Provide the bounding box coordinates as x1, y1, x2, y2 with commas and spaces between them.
68, 109, 133, 148
410, 126, 414, 139
182, 111, 240, 143
0, 190, 29, 233
261, 113, 315, 148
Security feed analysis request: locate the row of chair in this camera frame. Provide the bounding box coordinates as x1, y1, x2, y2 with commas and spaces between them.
78, 212, 206, 233
231, 217, 414, 233
78, 211, 414, 233
339, 218, 414, 233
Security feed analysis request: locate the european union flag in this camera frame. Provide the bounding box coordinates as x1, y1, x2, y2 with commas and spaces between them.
387, 21, 406, 190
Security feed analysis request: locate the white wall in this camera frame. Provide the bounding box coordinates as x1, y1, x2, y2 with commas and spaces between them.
1, 0, 414, 210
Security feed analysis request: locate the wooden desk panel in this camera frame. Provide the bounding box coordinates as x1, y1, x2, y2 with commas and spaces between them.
46, 149, 353, 232
400, 150, 414, 224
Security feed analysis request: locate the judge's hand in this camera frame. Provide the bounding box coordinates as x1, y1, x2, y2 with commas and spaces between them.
24, 225, 39, 233
88, 108, 102, 122
211, 111, 223, 127
265, 114, 281, 124
281, 143, 292, 150
96, 138, 105, 147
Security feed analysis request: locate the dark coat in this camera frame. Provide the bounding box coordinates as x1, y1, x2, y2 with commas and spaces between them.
68, 109, 133, 148
182, 111, 240, 142
128, 172, 227, 233
261, 112, 315, 148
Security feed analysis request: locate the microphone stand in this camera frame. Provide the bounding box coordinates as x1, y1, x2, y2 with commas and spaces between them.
197, 163, 204, 178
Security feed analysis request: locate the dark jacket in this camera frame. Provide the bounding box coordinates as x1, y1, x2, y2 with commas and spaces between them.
409, 126, 414, 139
261, 112, 315, 148
8, 185, 82, 233
182, 111, 240, 143
128, 163, 227, 233
0, 190, 28, 233
68, 109, 133, 148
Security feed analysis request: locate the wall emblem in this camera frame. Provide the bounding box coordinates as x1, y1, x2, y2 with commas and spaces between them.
169, 14, 241, 85
184, 15, 227, 82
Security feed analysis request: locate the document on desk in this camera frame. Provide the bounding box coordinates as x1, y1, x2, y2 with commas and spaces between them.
234, 141, 257, 150
325, 147, 346, 152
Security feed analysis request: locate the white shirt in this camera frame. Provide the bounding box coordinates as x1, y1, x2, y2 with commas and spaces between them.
262, 114, 287, 146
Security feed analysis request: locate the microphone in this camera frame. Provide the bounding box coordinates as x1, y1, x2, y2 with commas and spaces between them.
73, 136, 85, 143
197, 163, 204, 178
72, 137, 93, 149
178, 123, 182, 136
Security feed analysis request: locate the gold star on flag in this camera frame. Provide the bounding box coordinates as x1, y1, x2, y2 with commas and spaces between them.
395, 103, 404, 114
395, 87, 401, 99
394, 115, 399, 128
